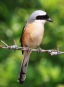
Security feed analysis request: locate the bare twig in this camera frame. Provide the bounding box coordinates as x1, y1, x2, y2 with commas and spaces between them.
0, 40, 64, 56
1, 40, 8, 47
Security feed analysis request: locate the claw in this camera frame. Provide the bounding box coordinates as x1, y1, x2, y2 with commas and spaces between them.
37, 47, 41, 52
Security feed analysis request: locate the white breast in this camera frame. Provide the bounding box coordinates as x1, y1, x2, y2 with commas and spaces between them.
34, 20, 44, 36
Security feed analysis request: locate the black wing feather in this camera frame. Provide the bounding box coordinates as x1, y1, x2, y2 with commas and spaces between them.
20, 24, 26, 54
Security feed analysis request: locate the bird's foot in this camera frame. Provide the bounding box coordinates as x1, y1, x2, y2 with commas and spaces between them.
37, 47, 41, 52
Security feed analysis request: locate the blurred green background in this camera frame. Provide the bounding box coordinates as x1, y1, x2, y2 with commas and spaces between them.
0, 0, 64, 87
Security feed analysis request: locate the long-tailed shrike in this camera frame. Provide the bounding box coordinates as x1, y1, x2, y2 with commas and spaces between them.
18, 10, 53, 84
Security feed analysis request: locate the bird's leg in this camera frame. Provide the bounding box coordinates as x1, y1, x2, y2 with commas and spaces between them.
37, 47, 42, 52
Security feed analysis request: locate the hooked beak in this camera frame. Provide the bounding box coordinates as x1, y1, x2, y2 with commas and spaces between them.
47, 18, 53, 22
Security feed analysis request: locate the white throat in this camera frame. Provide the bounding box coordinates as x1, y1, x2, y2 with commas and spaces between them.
35, 20, 46, 25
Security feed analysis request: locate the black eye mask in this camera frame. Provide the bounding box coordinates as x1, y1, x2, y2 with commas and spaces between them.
36, 14, 49, 20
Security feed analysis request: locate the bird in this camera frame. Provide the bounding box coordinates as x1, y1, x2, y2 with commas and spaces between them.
18, 10, 53, 84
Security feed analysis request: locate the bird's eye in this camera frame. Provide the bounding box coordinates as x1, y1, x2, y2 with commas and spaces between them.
43, 14, 49, 19
36, 16, 43, 20
36, 14, 49, 20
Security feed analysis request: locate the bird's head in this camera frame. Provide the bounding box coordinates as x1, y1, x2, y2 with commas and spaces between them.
28, 10, 53, 24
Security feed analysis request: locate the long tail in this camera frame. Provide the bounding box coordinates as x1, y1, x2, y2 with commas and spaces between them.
18, 51, 31, 84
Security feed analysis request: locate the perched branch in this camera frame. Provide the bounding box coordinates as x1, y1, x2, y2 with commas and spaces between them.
0, 40, 64, 56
